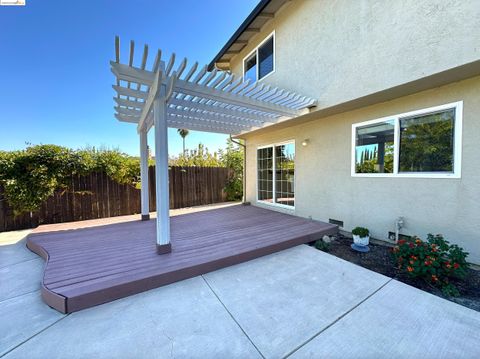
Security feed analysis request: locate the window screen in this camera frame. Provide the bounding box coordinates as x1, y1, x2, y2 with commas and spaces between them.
258, 36, 274, 79
355, 120, 395, 173
257, 147, 273, 202
399, 109, 455, 173
275, 143, 295, 206
244, 53, 257, 83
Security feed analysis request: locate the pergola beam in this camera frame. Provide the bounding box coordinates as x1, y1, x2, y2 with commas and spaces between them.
110, 61, 309, 116
110, 37, 318, 255
115, 112, 243, 135
117, 105, 261, 130
115, 96, 280, 125
137, 69, 163, 132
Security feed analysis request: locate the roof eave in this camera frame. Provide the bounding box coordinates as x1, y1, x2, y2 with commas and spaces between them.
234, 60, 480, 139
207, 0, 272, 71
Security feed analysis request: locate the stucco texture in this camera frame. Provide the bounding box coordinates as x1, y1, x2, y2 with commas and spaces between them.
243, 76, 480, 263
229, 0, 480, 110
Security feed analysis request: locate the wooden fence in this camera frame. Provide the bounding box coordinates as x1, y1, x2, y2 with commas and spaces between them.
0, 166, 232, 232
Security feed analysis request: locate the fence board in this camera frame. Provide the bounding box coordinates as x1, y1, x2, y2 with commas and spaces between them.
0, 166, 232, 232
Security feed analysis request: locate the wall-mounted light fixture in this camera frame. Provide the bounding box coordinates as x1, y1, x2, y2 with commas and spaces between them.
301, 139, 310, 147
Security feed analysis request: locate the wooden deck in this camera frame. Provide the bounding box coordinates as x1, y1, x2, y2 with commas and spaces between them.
27, 204, 338, 313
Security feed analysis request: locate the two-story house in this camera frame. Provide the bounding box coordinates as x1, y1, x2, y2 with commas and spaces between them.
208, 0, 480, 263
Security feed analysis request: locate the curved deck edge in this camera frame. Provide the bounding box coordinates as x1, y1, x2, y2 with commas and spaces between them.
26, 235, 68, 314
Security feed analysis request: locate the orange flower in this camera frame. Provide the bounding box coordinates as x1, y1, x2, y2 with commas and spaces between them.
415, 239, 422, 244
431, 275, 438, 282
407, 266, 414, 272
424, 260, 432, 266
445, 263, 452, 269
398, 239, 406, 245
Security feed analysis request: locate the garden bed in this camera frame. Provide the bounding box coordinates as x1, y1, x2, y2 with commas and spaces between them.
311, 234, 480, 312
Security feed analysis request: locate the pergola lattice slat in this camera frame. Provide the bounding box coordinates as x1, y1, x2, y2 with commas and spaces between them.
110, 37, 317, 254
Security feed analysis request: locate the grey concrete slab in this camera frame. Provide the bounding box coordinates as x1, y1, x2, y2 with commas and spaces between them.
0, 291, 65, 356
0, 237, 37, 268
203, 245, 391, 359
4, 277, 262, 359
290, 279, 480, 359
0, 258, 43, 302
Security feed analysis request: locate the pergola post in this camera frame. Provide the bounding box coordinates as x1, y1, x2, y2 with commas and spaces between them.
153, 93, 171, 254
139, 130, 150, 220
111, 37, 317, 256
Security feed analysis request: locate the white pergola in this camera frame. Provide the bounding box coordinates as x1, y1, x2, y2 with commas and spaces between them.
111, 37, 317, 254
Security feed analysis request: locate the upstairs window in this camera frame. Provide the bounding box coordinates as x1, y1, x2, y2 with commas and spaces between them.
352, 102, 463, 178
243, 32, 275, 82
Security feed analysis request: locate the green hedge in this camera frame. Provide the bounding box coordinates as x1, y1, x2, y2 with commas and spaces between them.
0, 145, 139, 215
0, 141, 244, 215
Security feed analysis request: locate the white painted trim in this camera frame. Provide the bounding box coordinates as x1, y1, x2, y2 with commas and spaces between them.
153, 96, 171, 245
256, 139, 296, 210
351, 101, 463, 179
110, 35, 318, 137
242, 31, 276, 83
139, 130, 150, 216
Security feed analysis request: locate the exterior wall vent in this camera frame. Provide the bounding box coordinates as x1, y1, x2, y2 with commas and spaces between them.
329, 218, 344, 228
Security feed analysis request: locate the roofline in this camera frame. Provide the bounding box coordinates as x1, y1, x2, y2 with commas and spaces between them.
234, 59, 480, 139
207, 0, 272, 71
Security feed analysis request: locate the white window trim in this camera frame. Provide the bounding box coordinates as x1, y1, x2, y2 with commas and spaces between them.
256, 140, 295, 210
351, 101, 463, 179
242, 30, 276, 83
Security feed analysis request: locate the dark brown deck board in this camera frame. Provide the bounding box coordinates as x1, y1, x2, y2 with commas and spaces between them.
27, 204, 337, 313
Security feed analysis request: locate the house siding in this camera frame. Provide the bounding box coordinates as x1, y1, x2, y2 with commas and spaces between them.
243, 76, 480, 264
228, 0, 480, 111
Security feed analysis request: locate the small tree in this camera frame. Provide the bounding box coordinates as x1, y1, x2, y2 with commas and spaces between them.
177, 129, 189, 155
169, 143, 221, 167
218, 139, 244, 201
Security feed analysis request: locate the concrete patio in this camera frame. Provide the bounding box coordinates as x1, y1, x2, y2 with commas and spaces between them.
1, 217, 480, 358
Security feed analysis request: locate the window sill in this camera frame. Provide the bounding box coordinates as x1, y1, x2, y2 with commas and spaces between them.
257, 200, 295, 210
351, 173, 461, 179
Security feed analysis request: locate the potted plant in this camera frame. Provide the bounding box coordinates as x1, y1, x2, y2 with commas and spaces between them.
352, 227, 370, 246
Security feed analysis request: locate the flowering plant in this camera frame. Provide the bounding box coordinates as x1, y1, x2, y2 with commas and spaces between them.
391, 234, 469, 296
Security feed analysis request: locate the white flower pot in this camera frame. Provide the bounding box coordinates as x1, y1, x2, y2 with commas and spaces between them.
353, 234, 369, 246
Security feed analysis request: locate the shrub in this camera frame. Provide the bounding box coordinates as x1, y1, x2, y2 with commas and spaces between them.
0, 145, 140, 215
218, 140, 243, 201
314, 239, 330, 252
392, 234, 469, 296
169, 140, 244, 201
352, 227, 369, 237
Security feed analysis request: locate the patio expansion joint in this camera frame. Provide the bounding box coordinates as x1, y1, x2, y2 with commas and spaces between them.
282, 277, 394, 359
201, 275, 266, 359
0, 289, 41, 305
0, 257, 40, 270
0, 313, 70, 358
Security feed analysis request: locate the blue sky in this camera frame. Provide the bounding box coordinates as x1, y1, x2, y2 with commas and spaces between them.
0, 0, 258, 156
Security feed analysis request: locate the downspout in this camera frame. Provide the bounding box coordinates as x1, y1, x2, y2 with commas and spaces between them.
229, 135, 248, 205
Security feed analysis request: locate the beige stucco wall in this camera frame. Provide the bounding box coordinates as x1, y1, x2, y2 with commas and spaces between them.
243, 76, 480, 263
229, 0, 480, 109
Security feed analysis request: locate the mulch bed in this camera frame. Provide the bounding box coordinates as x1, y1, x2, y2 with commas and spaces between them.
310, 234, 480, 312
